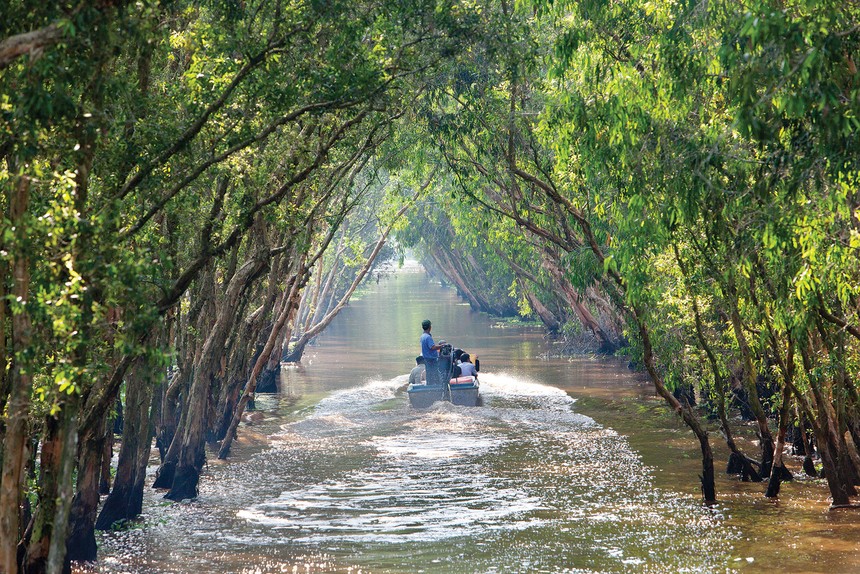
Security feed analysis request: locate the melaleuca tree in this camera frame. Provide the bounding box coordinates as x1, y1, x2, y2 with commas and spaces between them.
2, 0, 489, 570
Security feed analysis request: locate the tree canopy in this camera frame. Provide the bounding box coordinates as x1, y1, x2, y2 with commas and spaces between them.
1, 0, 859, 571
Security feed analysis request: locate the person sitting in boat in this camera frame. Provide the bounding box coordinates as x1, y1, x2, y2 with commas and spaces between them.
458, 353, 478, 380
409, 355, 426, 386
420, 319, 444, 386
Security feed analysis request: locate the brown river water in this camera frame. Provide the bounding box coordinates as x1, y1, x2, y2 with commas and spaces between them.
81, 262, 860, 573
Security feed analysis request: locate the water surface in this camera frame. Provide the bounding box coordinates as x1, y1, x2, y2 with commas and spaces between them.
85, 264, 859, 573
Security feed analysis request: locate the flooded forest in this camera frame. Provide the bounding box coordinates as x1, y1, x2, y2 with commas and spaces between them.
1, 0, 860, 572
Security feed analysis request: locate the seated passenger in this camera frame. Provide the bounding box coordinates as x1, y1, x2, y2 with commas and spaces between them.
409, 356, 426, 386
458, 353, 478, 379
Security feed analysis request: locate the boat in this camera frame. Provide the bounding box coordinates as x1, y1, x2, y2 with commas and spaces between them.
407, 345, 481, 408
406, 382, 447, 408
448, 375, 480, 406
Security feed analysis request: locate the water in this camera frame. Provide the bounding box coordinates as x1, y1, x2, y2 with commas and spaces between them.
84, 264, 859, 573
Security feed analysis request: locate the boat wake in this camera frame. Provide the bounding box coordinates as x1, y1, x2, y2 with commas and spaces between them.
237, 373, 737, 571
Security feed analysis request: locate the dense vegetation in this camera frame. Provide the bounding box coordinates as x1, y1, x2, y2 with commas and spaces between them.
1, 0, 858, 571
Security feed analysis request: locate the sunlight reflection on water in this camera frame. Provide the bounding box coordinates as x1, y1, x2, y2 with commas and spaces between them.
83, 271, 741, 574
230, 372, 735, 570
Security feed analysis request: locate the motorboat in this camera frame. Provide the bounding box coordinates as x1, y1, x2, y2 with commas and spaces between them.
407, 344, 481, 408
448, 375, 480, 406
406, 382, 447, 408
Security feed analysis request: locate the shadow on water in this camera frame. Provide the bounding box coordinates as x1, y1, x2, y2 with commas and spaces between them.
81, 265, 860, 573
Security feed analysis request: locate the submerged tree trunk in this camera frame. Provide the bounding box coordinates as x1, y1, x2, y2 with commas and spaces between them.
765, 383, 794, 497
96, 356, 159, 529
164, 255, 268, 500
728, 304, 776, 477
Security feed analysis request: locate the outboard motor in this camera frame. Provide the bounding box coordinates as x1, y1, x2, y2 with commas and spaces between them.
439, 343, 454, 382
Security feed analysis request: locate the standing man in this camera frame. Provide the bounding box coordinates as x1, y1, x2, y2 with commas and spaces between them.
420, 319, 443, 386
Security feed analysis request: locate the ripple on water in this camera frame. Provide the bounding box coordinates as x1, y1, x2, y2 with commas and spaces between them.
87, 372, 738, 574
235, 373, 737, 571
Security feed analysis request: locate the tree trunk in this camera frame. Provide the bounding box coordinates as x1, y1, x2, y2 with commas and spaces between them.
637, 316, 716, 503
0, 175, 32, 574
164, 255, 267, 500
518, 278, 561, 333
23, 413, 64, 573
96, 357, 158, 529
796, 406, 818, 477
765, 383, 794, 497
285, 202, 410, 363
66, 407, 105, 563
155, 279, 210, 483
257, 321, 286, 392
47, 403, 79, 574
676, 256, 763, 483
728, 305, 776, 477
0, 256, 8, 436
100, 412, 113, 495
542, 252, 617, 352
219, 274, 302, 459
427, 249, 487, 312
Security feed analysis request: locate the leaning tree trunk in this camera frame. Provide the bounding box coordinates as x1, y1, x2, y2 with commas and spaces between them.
501, 251, 563, 334
284, 201, 410, 363
800, 344, 854, 506
427, 249, 488, 312
219, 272, 303, 459
542, 252, 617, 352
811, 404, 853, 506
518, 278, 561, 333
638, 316, 716, 503
677, 261, 762, 483
214, 314, 262, 440
518, 167, 715, 500
164, 255, 267, 500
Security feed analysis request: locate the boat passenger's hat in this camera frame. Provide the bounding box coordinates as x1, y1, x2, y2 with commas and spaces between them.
422, 319, 431, 330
